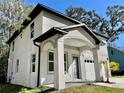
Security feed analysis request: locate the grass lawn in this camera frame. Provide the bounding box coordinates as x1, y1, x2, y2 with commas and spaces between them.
52, 84, 124, 93
1, 83, 124, 93
112, 75, 124, 78
0, 83, 55, 93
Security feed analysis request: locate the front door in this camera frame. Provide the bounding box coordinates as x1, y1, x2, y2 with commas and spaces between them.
72, 56, 80, 79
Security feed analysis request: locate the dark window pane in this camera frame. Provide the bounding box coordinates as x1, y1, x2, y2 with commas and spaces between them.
32, 54, 36, 62
31, 31, 34, 38
49, 52, 54, 61
64, 54, 67, 61
64, 63, 66, 71
49, 62, 54, 71
31, 22, 34, 29
12, 41, 15, 51
30, 22, 34, 38
20, 34, 22, 38
16, 59, 19, 72
32, 64, 35, 72
111, 50, 114, 55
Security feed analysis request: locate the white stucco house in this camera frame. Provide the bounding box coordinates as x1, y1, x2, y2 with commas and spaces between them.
7, 3, 111, 90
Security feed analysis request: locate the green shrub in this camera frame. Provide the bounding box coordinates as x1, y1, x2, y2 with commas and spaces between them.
109, 61, 119, 72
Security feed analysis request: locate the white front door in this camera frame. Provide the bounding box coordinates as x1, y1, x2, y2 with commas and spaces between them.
72, 56, 80, 80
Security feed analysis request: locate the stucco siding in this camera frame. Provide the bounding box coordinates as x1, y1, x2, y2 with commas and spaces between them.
7, 11, 44, 87
42, 11, 75, 33
40, 40, 80, 85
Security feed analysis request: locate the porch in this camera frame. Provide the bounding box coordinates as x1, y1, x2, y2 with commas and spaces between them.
33, 24, 108, 90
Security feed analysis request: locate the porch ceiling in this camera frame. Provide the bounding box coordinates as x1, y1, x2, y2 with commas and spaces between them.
64, 38, 87, 47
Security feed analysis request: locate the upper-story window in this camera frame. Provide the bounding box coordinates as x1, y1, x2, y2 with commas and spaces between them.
12, 41, 15, 52
111, 50, 114, 55
30, 22, 34, 38
20, 34, 22, 38
16, 59, 19, 73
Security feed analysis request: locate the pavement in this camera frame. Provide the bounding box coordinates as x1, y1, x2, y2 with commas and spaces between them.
94, 78, 124, 89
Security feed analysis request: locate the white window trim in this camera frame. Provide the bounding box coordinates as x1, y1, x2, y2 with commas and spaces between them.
47, 50, 54, 74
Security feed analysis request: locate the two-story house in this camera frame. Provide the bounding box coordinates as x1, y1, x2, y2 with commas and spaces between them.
7, 3, 110, 90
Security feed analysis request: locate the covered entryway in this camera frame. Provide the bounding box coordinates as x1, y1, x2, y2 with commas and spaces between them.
33, 24, 102, 90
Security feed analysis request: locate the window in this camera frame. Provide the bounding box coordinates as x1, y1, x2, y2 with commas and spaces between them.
111, 50, 114, 55
12, 41, 15, 51
48, 51, 54, 73
64, 52, 68, 72
30, 22, 34, 38
20, 34, 22, 38
84, 60, 94, 63
32, 54, 36, 72
16, 59, 19, 73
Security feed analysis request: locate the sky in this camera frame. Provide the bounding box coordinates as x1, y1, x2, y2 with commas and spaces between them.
25, 0, 124, 47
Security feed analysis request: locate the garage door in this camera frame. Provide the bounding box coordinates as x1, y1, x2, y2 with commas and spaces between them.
85, 59, 96, 81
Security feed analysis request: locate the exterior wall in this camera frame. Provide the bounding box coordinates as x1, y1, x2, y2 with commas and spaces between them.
7, 11, 44, 87
108, 46, 124, 71
42, 11, 75, 33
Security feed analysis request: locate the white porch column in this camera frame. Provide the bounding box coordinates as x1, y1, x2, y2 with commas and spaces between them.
54, 38, 65, 90
80, 53, 86, 81
92, 47, 101, 81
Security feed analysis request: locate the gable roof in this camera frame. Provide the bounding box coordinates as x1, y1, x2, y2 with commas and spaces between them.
7, 3, 108, 44
33, 27, 68, 43
34, 24, 101, 44
60, 24, 101, 44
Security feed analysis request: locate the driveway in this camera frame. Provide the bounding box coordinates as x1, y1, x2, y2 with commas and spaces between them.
94, 78, 124, 89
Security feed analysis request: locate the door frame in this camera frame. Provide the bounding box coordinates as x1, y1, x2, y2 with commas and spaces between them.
72, 54, 81, 80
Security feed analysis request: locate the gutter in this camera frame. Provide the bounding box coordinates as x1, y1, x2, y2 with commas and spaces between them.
33, 41, 41, 87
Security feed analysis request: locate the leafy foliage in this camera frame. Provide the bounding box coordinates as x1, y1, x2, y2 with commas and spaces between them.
0, 0, 33, 37
109, 61, 119, 72
66, 6, 103, 31
0, 48, 8, 77
66, 5, 124, 42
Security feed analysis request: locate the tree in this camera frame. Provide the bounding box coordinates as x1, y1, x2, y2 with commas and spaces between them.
0, 0, 33, 38
105, 5, 124, 39
0, 0, 33, 56
65, 5, 124, 42
65, 6, 103, 30
109, 61, 119, 72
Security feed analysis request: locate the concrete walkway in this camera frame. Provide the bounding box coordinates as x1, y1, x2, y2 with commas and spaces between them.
94, 78, 124, 89
45, 78, 124, 89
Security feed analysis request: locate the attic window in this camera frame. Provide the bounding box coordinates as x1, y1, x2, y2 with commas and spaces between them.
30, 22, 34, 38
20, 34, 22, 38
12, 41, 15, 51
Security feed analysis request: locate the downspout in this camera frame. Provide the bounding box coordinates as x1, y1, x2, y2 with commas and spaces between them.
33, 41, 41, 87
